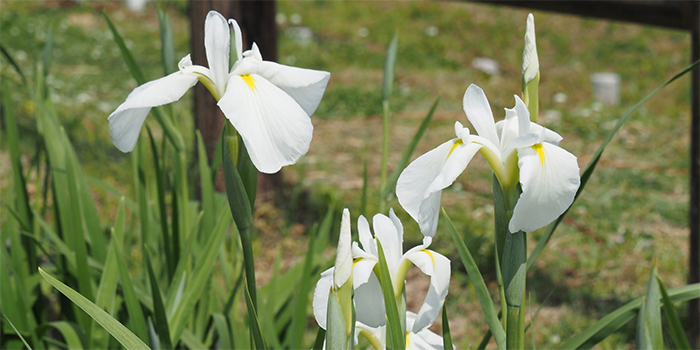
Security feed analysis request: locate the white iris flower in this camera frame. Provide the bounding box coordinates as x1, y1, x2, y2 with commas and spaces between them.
313, 209, 451, 336
397, 84, 580, 236
108, 10, 330, 174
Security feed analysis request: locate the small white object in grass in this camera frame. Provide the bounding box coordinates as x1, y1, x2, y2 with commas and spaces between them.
552, 92, 567, 104
290, 13, 302, 25
275, 13, 287, 25
125, 0, 147, 12
590, 72, 620, 105
284, 55, 297, 65
425, 25, 439, 37
591, 101, 604, 113
357, 27, 369, 37
579, 108, 592, 118
541, 109, 562, 124
286, 27, 313, 47
471, 57, 500, 76
551, 335, 561, 344
15, 50, 27, 61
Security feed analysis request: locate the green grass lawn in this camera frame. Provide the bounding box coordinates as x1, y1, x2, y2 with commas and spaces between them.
1, 0, 694, 348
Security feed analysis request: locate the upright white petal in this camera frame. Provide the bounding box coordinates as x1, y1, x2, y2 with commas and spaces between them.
312, 267, 334, 329
522, 13, 539, 84
334, 209, 352, 288
204, 11, 231, 94
373, 213, 403, 277
397, 138, 481, 236
257, 61, 331, 115
357, 215, 376, 256
404, 244, 451, 332
108, 70, 198, 152
229, 19, 243, 62
463, 84, 500, 147
510, 142, 580, 232
218, 73, 313, 174
406, 312, 448, 350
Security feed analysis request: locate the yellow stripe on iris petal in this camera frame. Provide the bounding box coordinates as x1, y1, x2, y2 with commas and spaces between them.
241, 74, 256, 91
532, 143, 545, 165
421, 249, 435, 267
447, 139, 463, 158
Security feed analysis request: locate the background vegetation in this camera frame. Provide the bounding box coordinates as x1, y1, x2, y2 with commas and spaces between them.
0, 0, 694, 348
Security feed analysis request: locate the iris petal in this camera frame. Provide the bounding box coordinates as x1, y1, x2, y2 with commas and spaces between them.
257, 61, 331, 116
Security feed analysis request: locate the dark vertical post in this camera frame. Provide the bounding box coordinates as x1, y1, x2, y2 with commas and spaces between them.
689, 1, 700, 347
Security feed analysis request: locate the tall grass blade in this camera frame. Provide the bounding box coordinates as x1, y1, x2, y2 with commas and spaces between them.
39, 268, 151, 350
112, 232, 149, 343
361, 161, 368, 217
288, 223, 322, 349
103, 11, 145, 84
382, 97, 439, 199
0, 44, 28, 85
197, 131, 216, 236
636, 266, 662, 350
376, 239, 405, 350
3, 315, 33, 350
380, 33, 399, 204
657, 276, 692, 350
441, 303, 454, 350
212, 313, 232, 350
157, 7, 176, 75
168, 204, 231, 345
313, 327, 326, 350
49, 321, 85, 350
527, 60, 700, 271
41, 26, 53, 81
145, 252, 173, 350
442, 209, 505, 349
146, 127, 174, 276
244, 281, 267, 349
560, 283, 700, 349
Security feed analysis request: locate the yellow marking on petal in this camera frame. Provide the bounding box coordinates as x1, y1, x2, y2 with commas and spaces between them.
352, 257, 363, 268
532, 143, 545, 165
406, 332, 411, 347
241, 74, 256, 91
447, 139, 463, 158
422, 249, 435, 267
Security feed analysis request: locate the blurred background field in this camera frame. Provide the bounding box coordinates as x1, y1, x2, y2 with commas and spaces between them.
0, 0, 694, 348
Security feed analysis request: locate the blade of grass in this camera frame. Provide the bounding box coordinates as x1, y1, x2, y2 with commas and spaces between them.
244, 280, 267, 350
146, 127, 174, 277
3, 315, 33, 350
657, 276, 692, 350
442, 209, 505, 349
380, 33, 399, 210
313, 327, 326, 350
381, 97, 440, 200
636, 265, 662, 350
376, 239, 405, 350
197, 131, 216, 237
560, 283, 700, 349
39, 268, 151, 350
49, 321, 85, 350
157, 7, 176, 75
0, 44, 28, 85
112, 232, 149, 343
212, 313, 232, 350
442, 303, 454, 350
145, 252, 172, 350
527, 59, 700, 271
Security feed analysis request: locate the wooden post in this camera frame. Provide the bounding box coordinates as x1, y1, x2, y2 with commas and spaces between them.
689, 1, 699, 347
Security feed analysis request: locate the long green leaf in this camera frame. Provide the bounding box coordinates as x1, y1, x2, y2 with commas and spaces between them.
0, 43, 28, 84
441, 303, 454, 350
442, 209, 505, 349
381, 97, 440, 200
157, 7, 176, 75
49, 321, 85, 350
527, 59, 700, 271
197, 131, 216, 237
145, 252, 172, 350
636, 266, 662, 350
3, 315, 33, 350
112, 231, 149, 343
380, 33, 399, 204
560, 283, 700, 349
39, 268, 151, 350
657, 276, 691, 350
103, 11, 145, 84
244, 280, 267, 350
376, 240, 405, 350
168, 204, 231, 345
212, 313, 232, 350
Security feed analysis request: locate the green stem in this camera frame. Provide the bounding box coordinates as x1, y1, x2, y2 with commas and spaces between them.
379, 100, 390, 212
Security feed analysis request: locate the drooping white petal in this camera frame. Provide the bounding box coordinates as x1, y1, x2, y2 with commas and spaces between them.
352, 255, 377, 289
397, 138, 481, 236
108, 70, 198, 152
354, 272, 386, 328
257, 61, 331, 116
312, 267, 334, 329
218, 73, 313, 174
463, 84, 500, 147
406, 312, 448, 350
404, 246, 451, 332
334, 208, 352, 288
373, 213, 403, 276
510, 142, 580, 232
204, 11, 231, 94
